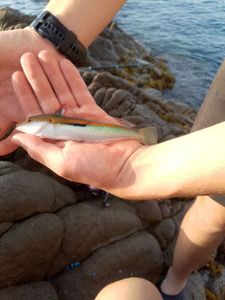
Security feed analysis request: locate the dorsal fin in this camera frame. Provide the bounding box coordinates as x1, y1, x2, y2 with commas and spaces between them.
114, 118, 136, 128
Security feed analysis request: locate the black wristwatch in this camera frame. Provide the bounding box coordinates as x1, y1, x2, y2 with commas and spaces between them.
30, 11, 87, 66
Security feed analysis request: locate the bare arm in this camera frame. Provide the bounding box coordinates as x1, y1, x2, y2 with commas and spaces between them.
12, 52, 225, 201
44, 0, 126, 47
111, 121, 225, 199
0, 0, 125, 155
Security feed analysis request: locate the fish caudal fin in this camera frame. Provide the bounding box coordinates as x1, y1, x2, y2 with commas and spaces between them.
137, 127, 158, 145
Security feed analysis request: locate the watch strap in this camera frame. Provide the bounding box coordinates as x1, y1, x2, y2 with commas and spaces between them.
30, 11, 87, 66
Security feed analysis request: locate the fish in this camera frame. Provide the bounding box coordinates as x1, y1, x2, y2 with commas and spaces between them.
16, 114, 158, 145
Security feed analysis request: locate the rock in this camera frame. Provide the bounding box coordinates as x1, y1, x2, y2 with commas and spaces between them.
0, 223, 13, 237
0, 281, 59, 300
151, 218, 177, 249
183, 272, 206, 300
141, 87, 163, 102
130, 200, 162, 224
48, 199, 143, 275
54, 231, 163, 300
0, 214, 63, 287
162, 239, 176, 269
206, 267, 225, 300
0, 162, 76, 222
170, 200, 183, 216
0, 8, 34, 30
159, 200, 172, 219
88, 36, 119, 64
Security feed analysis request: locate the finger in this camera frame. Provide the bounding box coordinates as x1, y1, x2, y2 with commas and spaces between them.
0, 119, 18, 155
38, 50, 76, 110
12, 133, 64, 174
59, 59, 96, 107
0, 136, 17, 156
11, 71, 42, 117
20, 52, 60, 113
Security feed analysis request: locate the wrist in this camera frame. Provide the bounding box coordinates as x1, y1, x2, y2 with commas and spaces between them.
29, 11, 87, 66
119, 144, 180, 200
24, 26, 56, 52
45, 0, 126, 47
45, 0, 89, 47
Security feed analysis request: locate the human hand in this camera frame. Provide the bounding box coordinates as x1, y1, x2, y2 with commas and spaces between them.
0, 27, 63, 155
12, 51, 145, 199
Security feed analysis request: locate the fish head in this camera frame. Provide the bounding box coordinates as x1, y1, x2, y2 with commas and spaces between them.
16, 119, 50, 136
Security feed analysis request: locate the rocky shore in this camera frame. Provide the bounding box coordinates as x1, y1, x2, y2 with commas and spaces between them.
0, 7, 224, 300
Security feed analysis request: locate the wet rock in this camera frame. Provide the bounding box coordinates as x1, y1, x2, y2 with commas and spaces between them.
0, 281, 59, 300
54, 231, 163, 300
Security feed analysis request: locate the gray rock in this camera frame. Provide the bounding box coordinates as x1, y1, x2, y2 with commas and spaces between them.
0, 281, 59, 300
0, 162, 76, 222
151, 218, 177, 249
183, 272, 206, 300
54, 231, 163, 300
159, 200, 172, 219
89, 36, 119, 64
0, 223, 13, 237
0, 214, 63, 287
141, 88, 163, 102
0, 8, 34, 30
206, 268, 225, 300
131, 200, 162, 224
49, 199, 143, 276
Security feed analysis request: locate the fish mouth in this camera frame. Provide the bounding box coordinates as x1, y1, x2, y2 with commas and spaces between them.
16, 120, 50, 136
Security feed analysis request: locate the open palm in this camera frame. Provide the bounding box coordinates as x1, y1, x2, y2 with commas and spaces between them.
12, 50, 144, 196
0, 28, 63, 155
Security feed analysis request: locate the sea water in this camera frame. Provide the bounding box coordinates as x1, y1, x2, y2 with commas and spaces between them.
1, 0, 225, 108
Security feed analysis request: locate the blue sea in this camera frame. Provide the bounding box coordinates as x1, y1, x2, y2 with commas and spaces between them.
1, 0, 225, 108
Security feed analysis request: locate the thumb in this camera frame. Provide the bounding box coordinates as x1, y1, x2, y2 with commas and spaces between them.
12, 133, 63, 172
12, 133, 39, 150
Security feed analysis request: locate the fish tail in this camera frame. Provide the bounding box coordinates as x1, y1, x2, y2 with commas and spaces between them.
137, 127, 158, 145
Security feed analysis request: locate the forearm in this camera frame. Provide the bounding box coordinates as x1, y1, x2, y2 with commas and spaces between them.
113, 122, 225, 200
46, 0, 126, 47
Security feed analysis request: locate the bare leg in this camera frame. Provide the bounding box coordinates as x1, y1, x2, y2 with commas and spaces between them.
161, 196, 225, 294
192, 59, 225, 131
95, 278, 162, 300
161, 59, 225, 295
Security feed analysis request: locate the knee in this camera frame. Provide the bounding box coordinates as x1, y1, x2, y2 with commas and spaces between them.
190, 195, 225, 232
95, 277, 162, 300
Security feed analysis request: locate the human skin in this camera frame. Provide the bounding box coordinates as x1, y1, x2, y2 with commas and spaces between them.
95, 278, 163, 300
0, 0, 126, 155
12, 51, 225, 201
160, 60, 225, 296
2, 1, 225, 297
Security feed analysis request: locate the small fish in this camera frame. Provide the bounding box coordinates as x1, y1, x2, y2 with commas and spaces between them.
16, 114, 157, 145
